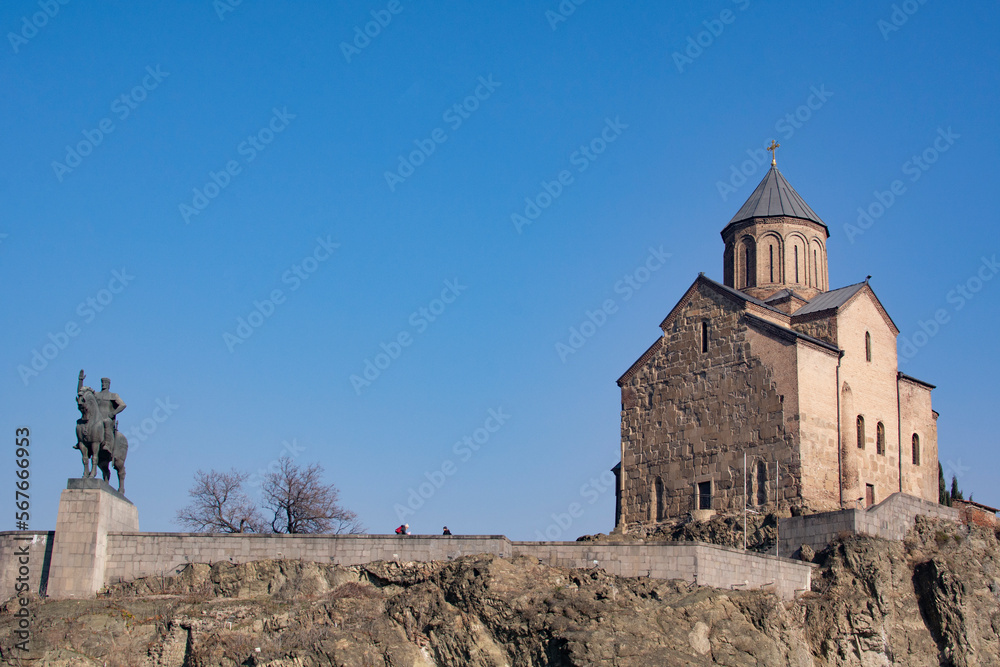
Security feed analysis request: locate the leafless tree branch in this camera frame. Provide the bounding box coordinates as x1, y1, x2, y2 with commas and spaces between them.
261, 458, 364, 534
175, 468, 264, 533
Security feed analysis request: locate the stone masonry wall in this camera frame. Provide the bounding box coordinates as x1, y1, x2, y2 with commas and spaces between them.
0, 530, 814, 603
778, 492, 958, 558
46, 485, 139, 598
0, 531, 53, 598
619, 282, 800, 524
792, 312, 838, 347
512, 540, 813, 600
103, 534, 512, 585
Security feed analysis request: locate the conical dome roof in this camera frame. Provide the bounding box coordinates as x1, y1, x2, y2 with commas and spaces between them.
725, 165, 827, 232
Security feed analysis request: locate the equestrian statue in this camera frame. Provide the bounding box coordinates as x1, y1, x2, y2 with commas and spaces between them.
74, 370, 129, 495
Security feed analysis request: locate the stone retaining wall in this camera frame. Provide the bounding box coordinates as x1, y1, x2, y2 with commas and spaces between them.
0, 531, 53, 597
512, 541, 813, 600
103, 533, 512, 584
0, 529, 815, 601
779, 492, 959, 558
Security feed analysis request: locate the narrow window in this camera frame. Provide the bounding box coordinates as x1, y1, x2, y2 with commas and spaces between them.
698, 481, 712, 510
756, 461, 767, 506
876, 422, 885, 456
654, 477, 665, 521
813, 249, 819, 287
701, 321, 709, 353
856, 415, 865, 449
649, 480, 657, 521
912, 434, 920, 465
865, 332, 872, 362
769, 245, 774, 283
794, 245, 799, 283
744, 246, 752, 288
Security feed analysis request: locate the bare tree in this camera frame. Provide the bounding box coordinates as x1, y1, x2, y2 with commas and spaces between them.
176, 468, 263, 533
261, 457, 363, 534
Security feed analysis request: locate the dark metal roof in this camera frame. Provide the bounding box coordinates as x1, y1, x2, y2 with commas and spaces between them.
727, 165, 826, 228
764, 288, 807, 303
792, 281, 867, 316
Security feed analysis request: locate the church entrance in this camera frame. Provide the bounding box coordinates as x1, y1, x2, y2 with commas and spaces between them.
866, 484, 875, 507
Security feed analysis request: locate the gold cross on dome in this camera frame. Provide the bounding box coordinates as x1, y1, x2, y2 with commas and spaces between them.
767, 140, 780, 166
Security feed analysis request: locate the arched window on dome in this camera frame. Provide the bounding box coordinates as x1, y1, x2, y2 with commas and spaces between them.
793, 245, 800, 283
769, 245, 775, 283
742, 239, 756, 288
724, 242, 734, 286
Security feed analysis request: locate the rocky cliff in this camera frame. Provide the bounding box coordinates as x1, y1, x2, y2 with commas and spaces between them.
0, 517, 996, 666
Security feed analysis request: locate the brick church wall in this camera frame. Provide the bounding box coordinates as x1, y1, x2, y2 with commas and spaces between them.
793, 342, 842, 510
619, 283, 800, 524
898, 377, 938, 501
836, 296, 905, 506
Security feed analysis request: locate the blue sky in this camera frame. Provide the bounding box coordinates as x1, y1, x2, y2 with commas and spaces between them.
2, 1, 997, 538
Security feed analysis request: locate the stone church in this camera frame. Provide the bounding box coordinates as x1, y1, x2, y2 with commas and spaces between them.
613, 159, 939, 527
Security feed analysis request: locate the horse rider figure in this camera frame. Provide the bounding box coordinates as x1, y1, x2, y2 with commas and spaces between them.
79, 370, 126, 456
76, 370, 129, 493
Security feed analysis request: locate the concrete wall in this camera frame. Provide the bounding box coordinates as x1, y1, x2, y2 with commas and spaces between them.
779, 492, 958, 558
512, 540, 812, 601
104, 534, 512, 584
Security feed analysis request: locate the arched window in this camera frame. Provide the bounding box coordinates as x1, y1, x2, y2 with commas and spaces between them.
701, 321, 709, 354
876, 422, 885, 456
654, 477, 665, 521
912, 434, 920, 465
856, 415, 865, 450
794, 245, 799, 283
769, 245, 775, 283
813, 249, 819, 287
865, 332, 872, 362
756, 461, 767, 506
649, 480, 656, 521
741, 238, 756, 288
724, 242, 734, 286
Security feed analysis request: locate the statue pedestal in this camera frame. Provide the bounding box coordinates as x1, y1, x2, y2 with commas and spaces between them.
47, 479, 139, 598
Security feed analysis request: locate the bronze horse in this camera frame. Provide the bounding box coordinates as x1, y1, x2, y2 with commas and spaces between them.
74, 387, 128, 494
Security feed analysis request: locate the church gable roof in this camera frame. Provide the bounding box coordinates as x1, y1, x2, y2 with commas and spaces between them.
792, 281, 867, 316
725, 165, 827, 230
792, 280, 899, 335
657, 274, 789, 331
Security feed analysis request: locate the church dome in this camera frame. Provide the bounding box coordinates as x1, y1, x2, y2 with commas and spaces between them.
721, 160, 829, 301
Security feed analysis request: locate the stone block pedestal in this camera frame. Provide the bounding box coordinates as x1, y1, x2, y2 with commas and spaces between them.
46, 479, 139, 598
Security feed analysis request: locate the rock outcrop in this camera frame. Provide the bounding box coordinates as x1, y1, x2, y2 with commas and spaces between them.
0, 517, 996, 666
